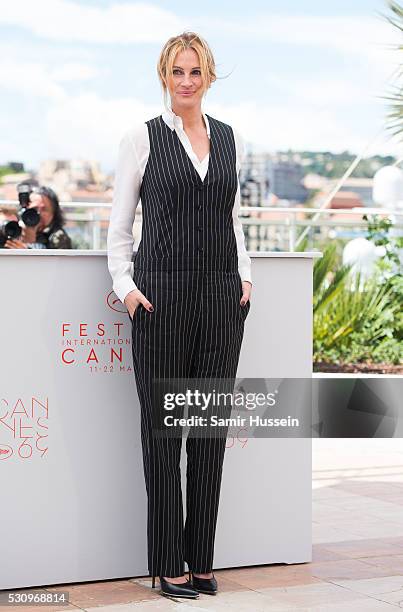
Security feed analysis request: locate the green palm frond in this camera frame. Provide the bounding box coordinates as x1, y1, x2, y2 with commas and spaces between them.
313, 243, 353, 314
378, 1, 403, 138
313, 269, 399, 358
314, 264, 353, 315
313, 243, 338, 293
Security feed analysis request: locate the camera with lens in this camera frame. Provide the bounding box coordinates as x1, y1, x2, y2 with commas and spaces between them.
17, 183, 41, 227
0, 182, 41, 247
0, 219, 22, 247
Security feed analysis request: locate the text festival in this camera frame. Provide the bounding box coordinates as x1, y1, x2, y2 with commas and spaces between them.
61, 322, 132, 371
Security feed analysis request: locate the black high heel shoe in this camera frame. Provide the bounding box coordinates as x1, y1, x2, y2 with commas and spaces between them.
188, 569, 218, 595
151, 574, 199, 598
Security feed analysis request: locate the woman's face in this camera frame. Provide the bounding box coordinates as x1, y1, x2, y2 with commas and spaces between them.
167, 48, 206, 111
29, 193, 54, 230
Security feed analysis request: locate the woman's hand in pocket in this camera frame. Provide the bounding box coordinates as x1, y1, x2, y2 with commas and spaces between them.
124, 289, 154, 319
240, 280, 252, 306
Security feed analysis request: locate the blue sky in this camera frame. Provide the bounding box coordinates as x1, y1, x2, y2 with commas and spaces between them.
1, 0, 401, 173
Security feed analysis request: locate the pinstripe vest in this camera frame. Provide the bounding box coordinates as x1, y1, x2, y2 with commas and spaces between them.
133, 114, 239, 272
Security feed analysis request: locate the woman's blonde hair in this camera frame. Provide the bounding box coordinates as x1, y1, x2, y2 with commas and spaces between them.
157, 31, 216, 109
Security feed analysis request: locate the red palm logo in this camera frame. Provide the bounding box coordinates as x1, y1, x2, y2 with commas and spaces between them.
106, 291, 127, 314
0, 445, 13, 459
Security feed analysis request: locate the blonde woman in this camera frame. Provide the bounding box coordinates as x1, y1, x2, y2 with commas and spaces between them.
107, 31, 252, 600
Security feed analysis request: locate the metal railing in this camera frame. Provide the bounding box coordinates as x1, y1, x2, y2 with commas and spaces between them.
1, 199, 403, 251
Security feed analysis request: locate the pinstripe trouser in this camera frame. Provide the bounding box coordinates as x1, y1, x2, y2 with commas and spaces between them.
131, 267, 250, 577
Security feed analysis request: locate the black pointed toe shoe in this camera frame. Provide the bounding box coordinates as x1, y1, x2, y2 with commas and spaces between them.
151, 575, 199, 599
188, 570, 218, 595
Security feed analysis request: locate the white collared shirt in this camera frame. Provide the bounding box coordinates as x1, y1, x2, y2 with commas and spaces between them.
107, 107, 252, 304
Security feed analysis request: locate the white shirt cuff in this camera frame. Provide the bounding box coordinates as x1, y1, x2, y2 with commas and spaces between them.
113, 276, 138, 305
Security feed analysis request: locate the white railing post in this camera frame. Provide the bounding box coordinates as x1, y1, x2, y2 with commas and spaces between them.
288, 212, 296, 251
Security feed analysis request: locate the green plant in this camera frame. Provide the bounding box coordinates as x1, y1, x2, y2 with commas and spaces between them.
364, 213, 403, 354
312, 240, 402, 365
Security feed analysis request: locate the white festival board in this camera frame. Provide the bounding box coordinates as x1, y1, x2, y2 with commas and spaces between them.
0, 250, 318, 589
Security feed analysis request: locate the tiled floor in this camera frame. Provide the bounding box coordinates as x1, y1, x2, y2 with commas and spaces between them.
2, 439, 403, 611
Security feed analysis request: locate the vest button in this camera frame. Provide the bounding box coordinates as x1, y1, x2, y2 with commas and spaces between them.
198, 247, 204, 252
196, 185, 203, 191
197, 226, 202, 231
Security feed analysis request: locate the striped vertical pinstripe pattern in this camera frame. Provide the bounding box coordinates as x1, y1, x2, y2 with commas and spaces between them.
136, 114, 239, 270
130, 114, 250, 577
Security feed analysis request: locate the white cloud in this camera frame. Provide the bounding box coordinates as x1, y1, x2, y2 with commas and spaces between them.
2, 84, 401, 171
0, 58, 102, 100
1, 3, 401, 167
264, 74, 374, 108
1, 0, 399, 87
50, 63, 102, 82
0, 0, 185, 43
207, 13, 397, 56
204, 13, 401, 83
44, 92, 161, 170
0, 60, 66, 99
207, 99, 402, 158
37, 91, 402, 175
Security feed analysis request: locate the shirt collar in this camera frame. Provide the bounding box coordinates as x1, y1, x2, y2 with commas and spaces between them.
162, 106, 210, 139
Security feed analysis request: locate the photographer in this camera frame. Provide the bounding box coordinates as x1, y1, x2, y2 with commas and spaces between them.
3, 185, 72, 249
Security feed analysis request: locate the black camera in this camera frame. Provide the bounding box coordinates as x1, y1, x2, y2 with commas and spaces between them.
17, 183, 41, 227
0, 219, 22, 247
0, 183, 42, 248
